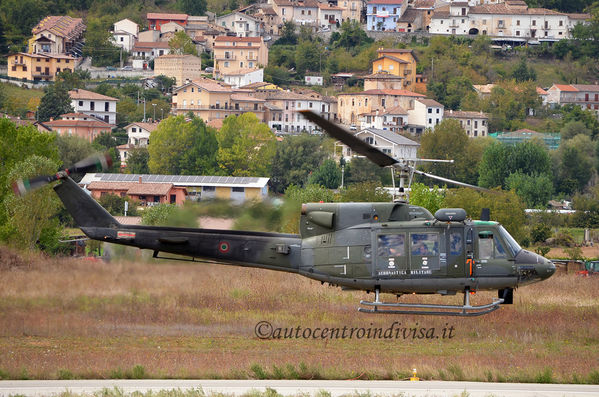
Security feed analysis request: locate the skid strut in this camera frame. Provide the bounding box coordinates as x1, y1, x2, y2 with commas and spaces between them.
358, 288, 504, 317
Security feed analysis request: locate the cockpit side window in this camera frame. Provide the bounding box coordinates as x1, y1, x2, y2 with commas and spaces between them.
450, 231, 462, 256
377, 234, 405, 257
478, 231, 508, 259
411, 233, 439, 256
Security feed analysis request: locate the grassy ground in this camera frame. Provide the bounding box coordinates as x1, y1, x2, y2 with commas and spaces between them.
0, 245, 598, 383
1, 82, 44, 116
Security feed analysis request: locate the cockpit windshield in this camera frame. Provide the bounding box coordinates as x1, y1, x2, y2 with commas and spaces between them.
498, 225, 522, 257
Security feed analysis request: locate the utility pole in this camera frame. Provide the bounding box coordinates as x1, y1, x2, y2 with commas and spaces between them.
152, 103, 157, 121
143, 99, 146, 122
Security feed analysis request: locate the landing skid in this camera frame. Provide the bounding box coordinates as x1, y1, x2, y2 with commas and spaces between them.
358, 289, 504, 317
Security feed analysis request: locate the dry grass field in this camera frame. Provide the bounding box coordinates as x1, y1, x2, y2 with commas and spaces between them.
0, 244, 598, 383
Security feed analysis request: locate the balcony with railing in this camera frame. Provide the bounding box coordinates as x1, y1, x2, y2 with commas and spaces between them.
215, 55, 237, 61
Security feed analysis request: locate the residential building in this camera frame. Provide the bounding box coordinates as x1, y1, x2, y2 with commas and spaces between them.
131, 42, 171, 60
270, 0, 295, 23
430, 1, 589, 42
171, 79, 266, 123
40, 112, 113, 142
407, 98, 444, 134
213, 36, 268, 76
396, 8, 425, 32
69, 89, 118, 125
546, 84, 599, 117
337, 0, 362, 22
147, 13, 188, 31
371, 48, 418, 89
335, 128, 419, 160
29, 15, 85, 56
305, 75, 323, 86
254, 90, 331, 134
126, 122, 159, 147
8, 52, 75, 82
359, 106, 408, 133
254, 6, 282, 35
112, 19, 139, 52
444, 109, 489, 137
293, 0, 319, 26
221, 68, 264, 89
81, 173, 270, 203
337, 89, 426, 125
367, 0, 408, 31
317, 3, 343, 30
154, 54, 203, 85
138, 30, 161, 43
216, 12, 263, 37
86, 180, 188, 206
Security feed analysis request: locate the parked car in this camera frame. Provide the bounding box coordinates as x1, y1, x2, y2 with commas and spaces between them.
106, 66, 116, 71
121, 66, 133, 71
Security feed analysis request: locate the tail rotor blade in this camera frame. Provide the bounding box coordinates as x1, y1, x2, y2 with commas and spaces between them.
11, 153, 112, 197
12, 174, 60, 197
68, 153, 113, 174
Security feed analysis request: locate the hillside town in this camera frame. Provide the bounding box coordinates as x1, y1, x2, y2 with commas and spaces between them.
1, 0, 599, 231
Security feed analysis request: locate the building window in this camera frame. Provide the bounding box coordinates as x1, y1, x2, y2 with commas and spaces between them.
79, 100, 83, 107
428, 108, 432, 113
232, 187, 245, 193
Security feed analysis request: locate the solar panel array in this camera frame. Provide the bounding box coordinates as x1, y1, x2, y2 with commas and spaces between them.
97, 173, 261, 185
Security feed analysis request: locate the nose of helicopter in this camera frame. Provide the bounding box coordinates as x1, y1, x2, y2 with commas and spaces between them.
514, 249, 556, 285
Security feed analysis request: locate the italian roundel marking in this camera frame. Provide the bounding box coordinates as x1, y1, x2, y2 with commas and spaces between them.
218, 241, 230, 253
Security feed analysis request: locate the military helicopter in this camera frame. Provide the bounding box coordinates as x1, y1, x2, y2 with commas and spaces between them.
13, 111, 556, 316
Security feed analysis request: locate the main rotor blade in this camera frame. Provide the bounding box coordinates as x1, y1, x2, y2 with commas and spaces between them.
11, 153, 112, 197
299, 110, 398, 167
412, 169, 490, 192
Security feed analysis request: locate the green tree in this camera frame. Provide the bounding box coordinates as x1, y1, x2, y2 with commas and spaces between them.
270, 134, 328, 193
530, 223, 552, 244
149, 115, 219, 175
141, 203, 198, 227
98, 193, 138, 216
418, 119, 482, 186
264, 65, 293, 86
309, 159, 341, 189
55, 135, 95, 170
0, 155, 62, 250
560, 120, 592, 140
339, 181, 391, 202
332, 20, 373, 54
409, 182, 445, 214
275, 21, 298, 45
37, 83, 74, 122
511, 57, 537, 82
178, 0, 207, 15
154, 75, 177, 94
556, 142, 592, 195
169, 30, 197, 55
505, 171, 553, 208
126, 147, 150, 174
444, 188, 527, 242
56, 69, 89, 90
344, 157, 391, 185
83, 17, 121, 67
478, 141, 552, 189
285, 183, 337, 203
217, 113, 276, 177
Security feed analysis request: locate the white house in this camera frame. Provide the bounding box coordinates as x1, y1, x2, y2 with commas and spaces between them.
359, 106, 408, 133
305, 75, 323, 86
216, 12, 262, 37
126, 121, 159, 146
317, 3, 343, 30
112, 19, 139, 52
430, 1, 589, 42
221, 68, 264, 89
407, 98, 444, 135
69, 89, 118, 126
444, 109, 489, 137
335, 128, 419, 160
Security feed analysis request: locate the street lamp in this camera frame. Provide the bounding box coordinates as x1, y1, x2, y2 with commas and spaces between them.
152, 103, 157, 121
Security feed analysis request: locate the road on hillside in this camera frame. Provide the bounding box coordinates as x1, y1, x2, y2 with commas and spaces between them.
1, 379, 599, 397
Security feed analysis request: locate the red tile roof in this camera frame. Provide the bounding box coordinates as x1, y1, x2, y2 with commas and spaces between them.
69, 89, 118, 101
147, 13, 188, 20
214, 36, 262, 43
553, 84, 577, 92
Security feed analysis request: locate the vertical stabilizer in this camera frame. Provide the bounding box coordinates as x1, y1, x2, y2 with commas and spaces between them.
54, 177, 120, 228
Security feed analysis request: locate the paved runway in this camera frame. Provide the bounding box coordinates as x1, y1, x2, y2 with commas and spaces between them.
1, 379, 599, 397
